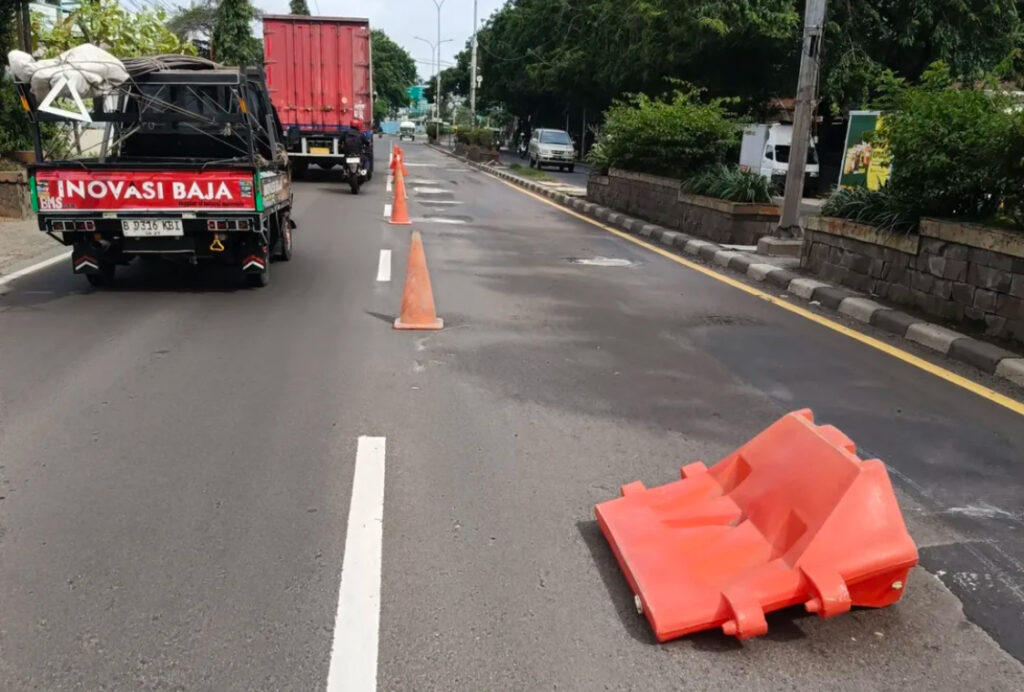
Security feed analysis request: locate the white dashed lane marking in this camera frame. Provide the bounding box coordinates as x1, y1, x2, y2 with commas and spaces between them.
325, 436, 387, 692
376, 250, 391, 282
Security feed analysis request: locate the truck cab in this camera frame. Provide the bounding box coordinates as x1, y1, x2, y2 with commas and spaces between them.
740, 123, 820, 193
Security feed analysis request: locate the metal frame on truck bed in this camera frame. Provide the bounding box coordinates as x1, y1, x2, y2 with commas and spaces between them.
15, 57, 294, 288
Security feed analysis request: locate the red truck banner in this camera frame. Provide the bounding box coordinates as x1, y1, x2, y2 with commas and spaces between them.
34, 170, 258, 212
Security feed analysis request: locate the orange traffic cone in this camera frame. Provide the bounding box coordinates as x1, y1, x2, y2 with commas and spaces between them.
394, 231, 443, 330
390, 169, 412, 225
396, 146, 410, 177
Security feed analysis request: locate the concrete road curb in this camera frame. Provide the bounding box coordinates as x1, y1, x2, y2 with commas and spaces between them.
432, 146, 1024, 391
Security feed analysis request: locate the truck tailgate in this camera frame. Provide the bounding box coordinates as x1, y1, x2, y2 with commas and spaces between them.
33, 169, 258, 213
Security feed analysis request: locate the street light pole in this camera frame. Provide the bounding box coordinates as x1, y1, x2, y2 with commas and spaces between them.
777, 0, 828, 237
414, 34, 453, 124
470, 0, 478, 119
432, 0, 447, 123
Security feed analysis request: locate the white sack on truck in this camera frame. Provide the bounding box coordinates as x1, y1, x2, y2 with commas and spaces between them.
7, 44, 129, 102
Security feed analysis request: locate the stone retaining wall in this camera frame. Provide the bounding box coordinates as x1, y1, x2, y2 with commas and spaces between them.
803, 216, 1024, 344
587, 169, 779, 245
0, 170, 30, 219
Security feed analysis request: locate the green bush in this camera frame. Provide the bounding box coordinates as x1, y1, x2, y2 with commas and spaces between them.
878, 66, 1024, 229
599, 89, 738, 179
425, 122, 440, 141
585, 141, 610, 175
0, 78, 35, 156
455, 128, 495, 148
822, 186, 918, 234
682, 165, 773, 204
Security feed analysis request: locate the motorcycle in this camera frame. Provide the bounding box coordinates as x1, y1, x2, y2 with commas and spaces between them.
517, 137, 528, 159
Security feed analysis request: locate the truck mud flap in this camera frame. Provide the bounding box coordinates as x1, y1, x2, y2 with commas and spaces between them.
72, 249, 103, 274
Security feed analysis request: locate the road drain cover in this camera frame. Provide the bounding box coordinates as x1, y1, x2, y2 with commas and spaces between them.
566, 257, 636, 267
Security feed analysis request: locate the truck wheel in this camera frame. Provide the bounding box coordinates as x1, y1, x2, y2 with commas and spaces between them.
246, 263, 269, 288
276, 214, 294, 262
350, 176, 361, 195
85, 263, 115, 288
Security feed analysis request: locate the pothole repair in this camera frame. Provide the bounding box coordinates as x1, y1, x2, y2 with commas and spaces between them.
565, 257, 636, 267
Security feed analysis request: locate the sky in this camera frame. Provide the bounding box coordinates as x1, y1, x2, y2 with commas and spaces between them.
256, 0, 507, 81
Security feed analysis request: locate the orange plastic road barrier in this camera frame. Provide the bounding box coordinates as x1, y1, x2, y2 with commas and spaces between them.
394, 230, 443, 330
595, 409, 918, 642
389, 169, 412, 225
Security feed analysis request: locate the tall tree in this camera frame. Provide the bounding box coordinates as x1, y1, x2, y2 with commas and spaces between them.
474, 0, 1024, 122
289, 0, 311, 15
168, 1, 218, 42
824, 0, 1023, 110
212, 0, 261, 66
370, 29, 417, 118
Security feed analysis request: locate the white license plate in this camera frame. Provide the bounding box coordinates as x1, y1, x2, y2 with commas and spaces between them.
121, 218, 183, 237
346, 157, 361, 164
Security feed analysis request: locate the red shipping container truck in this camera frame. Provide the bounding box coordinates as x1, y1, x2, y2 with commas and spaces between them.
263, 15, 374, 190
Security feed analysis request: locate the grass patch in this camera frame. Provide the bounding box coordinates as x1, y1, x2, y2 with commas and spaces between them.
509, 163, 555, 181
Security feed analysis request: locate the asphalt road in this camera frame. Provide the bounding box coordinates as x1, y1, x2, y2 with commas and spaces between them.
0, 138, 1022, 690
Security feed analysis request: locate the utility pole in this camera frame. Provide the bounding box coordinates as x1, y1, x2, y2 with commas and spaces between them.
469, 0, 478, 120
777, 0, 827, 238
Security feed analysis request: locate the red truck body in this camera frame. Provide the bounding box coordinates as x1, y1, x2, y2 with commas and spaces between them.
263, 15, 372, 132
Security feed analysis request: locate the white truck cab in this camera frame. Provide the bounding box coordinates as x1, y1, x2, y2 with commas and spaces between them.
740, 123, 819, 190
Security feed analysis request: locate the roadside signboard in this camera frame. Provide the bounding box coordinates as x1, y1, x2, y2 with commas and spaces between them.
838, 111, 891, 190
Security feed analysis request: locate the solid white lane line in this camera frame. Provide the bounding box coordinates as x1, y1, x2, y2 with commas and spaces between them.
326, 436, 387, 692
376, 250, 391, 282
0, 250, 72, 287
383, 203, 392, 218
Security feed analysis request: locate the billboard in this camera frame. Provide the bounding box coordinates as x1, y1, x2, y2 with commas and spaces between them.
839, 111, 891, 190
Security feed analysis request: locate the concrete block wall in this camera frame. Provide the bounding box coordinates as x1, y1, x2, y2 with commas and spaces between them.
803, 217, 1024, 345
587, 170, 780, 245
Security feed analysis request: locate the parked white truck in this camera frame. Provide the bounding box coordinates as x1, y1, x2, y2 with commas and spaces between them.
739, 124, 819, 193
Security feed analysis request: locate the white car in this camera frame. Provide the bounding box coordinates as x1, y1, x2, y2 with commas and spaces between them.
398, 121, 416, 142
529, 128, 576, 172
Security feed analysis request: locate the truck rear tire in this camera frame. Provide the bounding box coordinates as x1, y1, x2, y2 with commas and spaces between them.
275, 213, 294, 262
85, 263, 115, 288
246, 264, 269, 287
